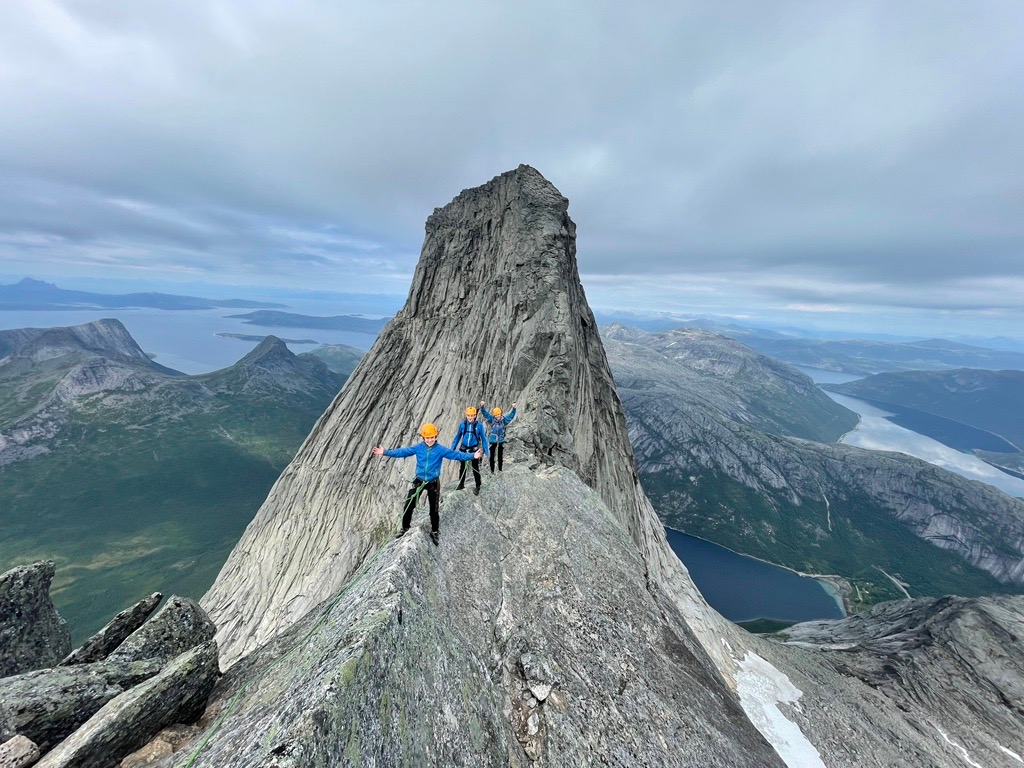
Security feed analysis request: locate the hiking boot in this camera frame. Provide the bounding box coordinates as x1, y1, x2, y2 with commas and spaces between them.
474, 486, 480, 496
456, 484, 465, 491
394, 528, 409, 540
430, 530, 440, 546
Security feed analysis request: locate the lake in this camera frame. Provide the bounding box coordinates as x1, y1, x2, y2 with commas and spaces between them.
665, 528, 844, 623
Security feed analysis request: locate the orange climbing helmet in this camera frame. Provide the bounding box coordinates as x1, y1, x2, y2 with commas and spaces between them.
492, 408, 502, 417
420, 423, 439, 438
465, 406, 478, 418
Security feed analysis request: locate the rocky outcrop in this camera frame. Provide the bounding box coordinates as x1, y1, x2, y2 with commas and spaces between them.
59, 593, 162, 666
0, 572, 217, 767
35, 642, 219, 768
0, 659, 163, 751
0, 562, 71, 677
106, 597, 215, 665
764, 595, 1024, 767
203, 165, 679, 669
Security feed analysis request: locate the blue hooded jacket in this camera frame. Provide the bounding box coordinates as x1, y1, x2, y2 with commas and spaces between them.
451, 419, 489, 456
383, 442, 475, 481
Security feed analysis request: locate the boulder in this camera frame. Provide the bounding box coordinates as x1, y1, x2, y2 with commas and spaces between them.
0, 562, 71, 677
117, 724, 200, 768
35, 642, 219, 768
0, 660, 161, 751
59, 593, 162, 666
0, 735, 40, 768
107, 597, 214, 664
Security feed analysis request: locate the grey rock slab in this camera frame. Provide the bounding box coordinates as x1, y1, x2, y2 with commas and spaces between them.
60, 593, 162, 666
0, 562, 71, 677
35, 642, 218, 768
0, 735, 40, 768
107, 597, 214, 665
168, 467, 783, 767
0, 659, 162, 751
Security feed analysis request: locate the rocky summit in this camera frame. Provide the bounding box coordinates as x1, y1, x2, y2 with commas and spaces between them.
202, 165, 682, 669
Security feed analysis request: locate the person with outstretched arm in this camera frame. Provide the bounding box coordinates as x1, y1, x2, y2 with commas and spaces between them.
480, 401, 517, 473
372, 422, 482, 545
451, 406, 489, 495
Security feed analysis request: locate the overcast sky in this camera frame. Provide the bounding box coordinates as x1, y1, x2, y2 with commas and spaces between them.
2, 1, 1022, 337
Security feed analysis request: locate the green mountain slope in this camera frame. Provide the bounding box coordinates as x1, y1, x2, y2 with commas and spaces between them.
0, 321, 344, 641
605, 326, 1024, 611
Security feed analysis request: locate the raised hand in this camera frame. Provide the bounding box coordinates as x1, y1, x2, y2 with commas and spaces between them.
372, 446, 384, 456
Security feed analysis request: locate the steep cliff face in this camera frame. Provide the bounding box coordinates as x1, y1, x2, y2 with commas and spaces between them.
203, 166, 679, 668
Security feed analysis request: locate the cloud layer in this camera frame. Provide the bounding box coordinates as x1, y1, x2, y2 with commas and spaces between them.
2, 2, 1022, 335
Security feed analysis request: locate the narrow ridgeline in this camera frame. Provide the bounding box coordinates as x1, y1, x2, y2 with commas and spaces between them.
202, 165, 689, 668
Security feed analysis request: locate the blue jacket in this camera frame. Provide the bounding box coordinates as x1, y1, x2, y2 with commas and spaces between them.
482, 406, 516, 443
451, 419, 489, 456
383, 442, 476, 481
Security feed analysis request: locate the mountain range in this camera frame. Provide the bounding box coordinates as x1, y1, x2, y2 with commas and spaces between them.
0, 319, 344, 641
603, 324, 1024, 610
0, 278, 284, 311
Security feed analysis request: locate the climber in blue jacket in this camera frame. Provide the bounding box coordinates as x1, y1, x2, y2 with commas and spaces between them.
480, 401, 516, 473
373, 422, 481, 545
451, 406, 489, 495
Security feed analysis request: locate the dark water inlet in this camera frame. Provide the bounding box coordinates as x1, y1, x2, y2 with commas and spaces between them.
665, 528, 844, 624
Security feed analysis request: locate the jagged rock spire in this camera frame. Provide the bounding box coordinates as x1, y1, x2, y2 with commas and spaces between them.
203, 166, 684, 666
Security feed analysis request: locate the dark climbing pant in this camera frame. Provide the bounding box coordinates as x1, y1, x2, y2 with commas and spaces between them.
402, 478, 440, 532
458, 457, 482, 489
489, 442, 504, 473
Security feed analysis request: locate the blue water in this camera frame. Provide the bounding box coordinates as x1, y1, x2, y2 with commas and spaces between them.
665, 528, 844, 623
0, 307, 379, 374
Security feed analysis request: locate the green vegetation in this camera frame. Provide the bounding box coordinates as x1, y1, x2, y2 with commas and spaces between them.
0, 396, 324, 643
643, 467, 1022, 611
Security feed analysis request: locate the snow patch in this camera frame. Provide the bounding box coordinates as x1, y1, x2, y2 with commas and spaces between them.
999, 745, 1024, 763
735, 651, 825, 768
932, 724, 984, 768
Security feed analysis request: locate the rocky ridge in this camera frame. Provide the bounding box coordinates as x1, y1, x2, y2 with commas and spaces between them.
203, 164, 683, 669
6, 168, 1024, 766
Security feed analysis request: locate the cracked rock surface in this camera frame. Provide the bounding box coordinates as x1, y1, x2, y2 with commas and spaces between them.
161, 466, 780, 767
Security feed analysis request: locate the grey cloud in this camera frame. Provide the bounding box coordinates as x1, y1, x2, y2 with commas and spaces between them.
1, 1, 1023, 334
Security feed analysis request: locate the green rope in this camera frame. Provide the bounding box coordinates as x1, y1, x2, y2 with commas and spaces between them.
177, 540, 390, 767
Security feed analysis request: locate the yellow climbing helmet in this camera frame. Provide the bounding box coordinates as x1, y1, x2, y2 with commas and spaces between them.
465, 406, 478, 418
492, 408, 502, 417
420, 423, 439, 438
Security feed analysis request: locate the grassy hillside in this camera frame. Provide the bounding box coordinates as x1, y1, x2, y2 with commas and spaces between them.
0, 330, 343, 642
